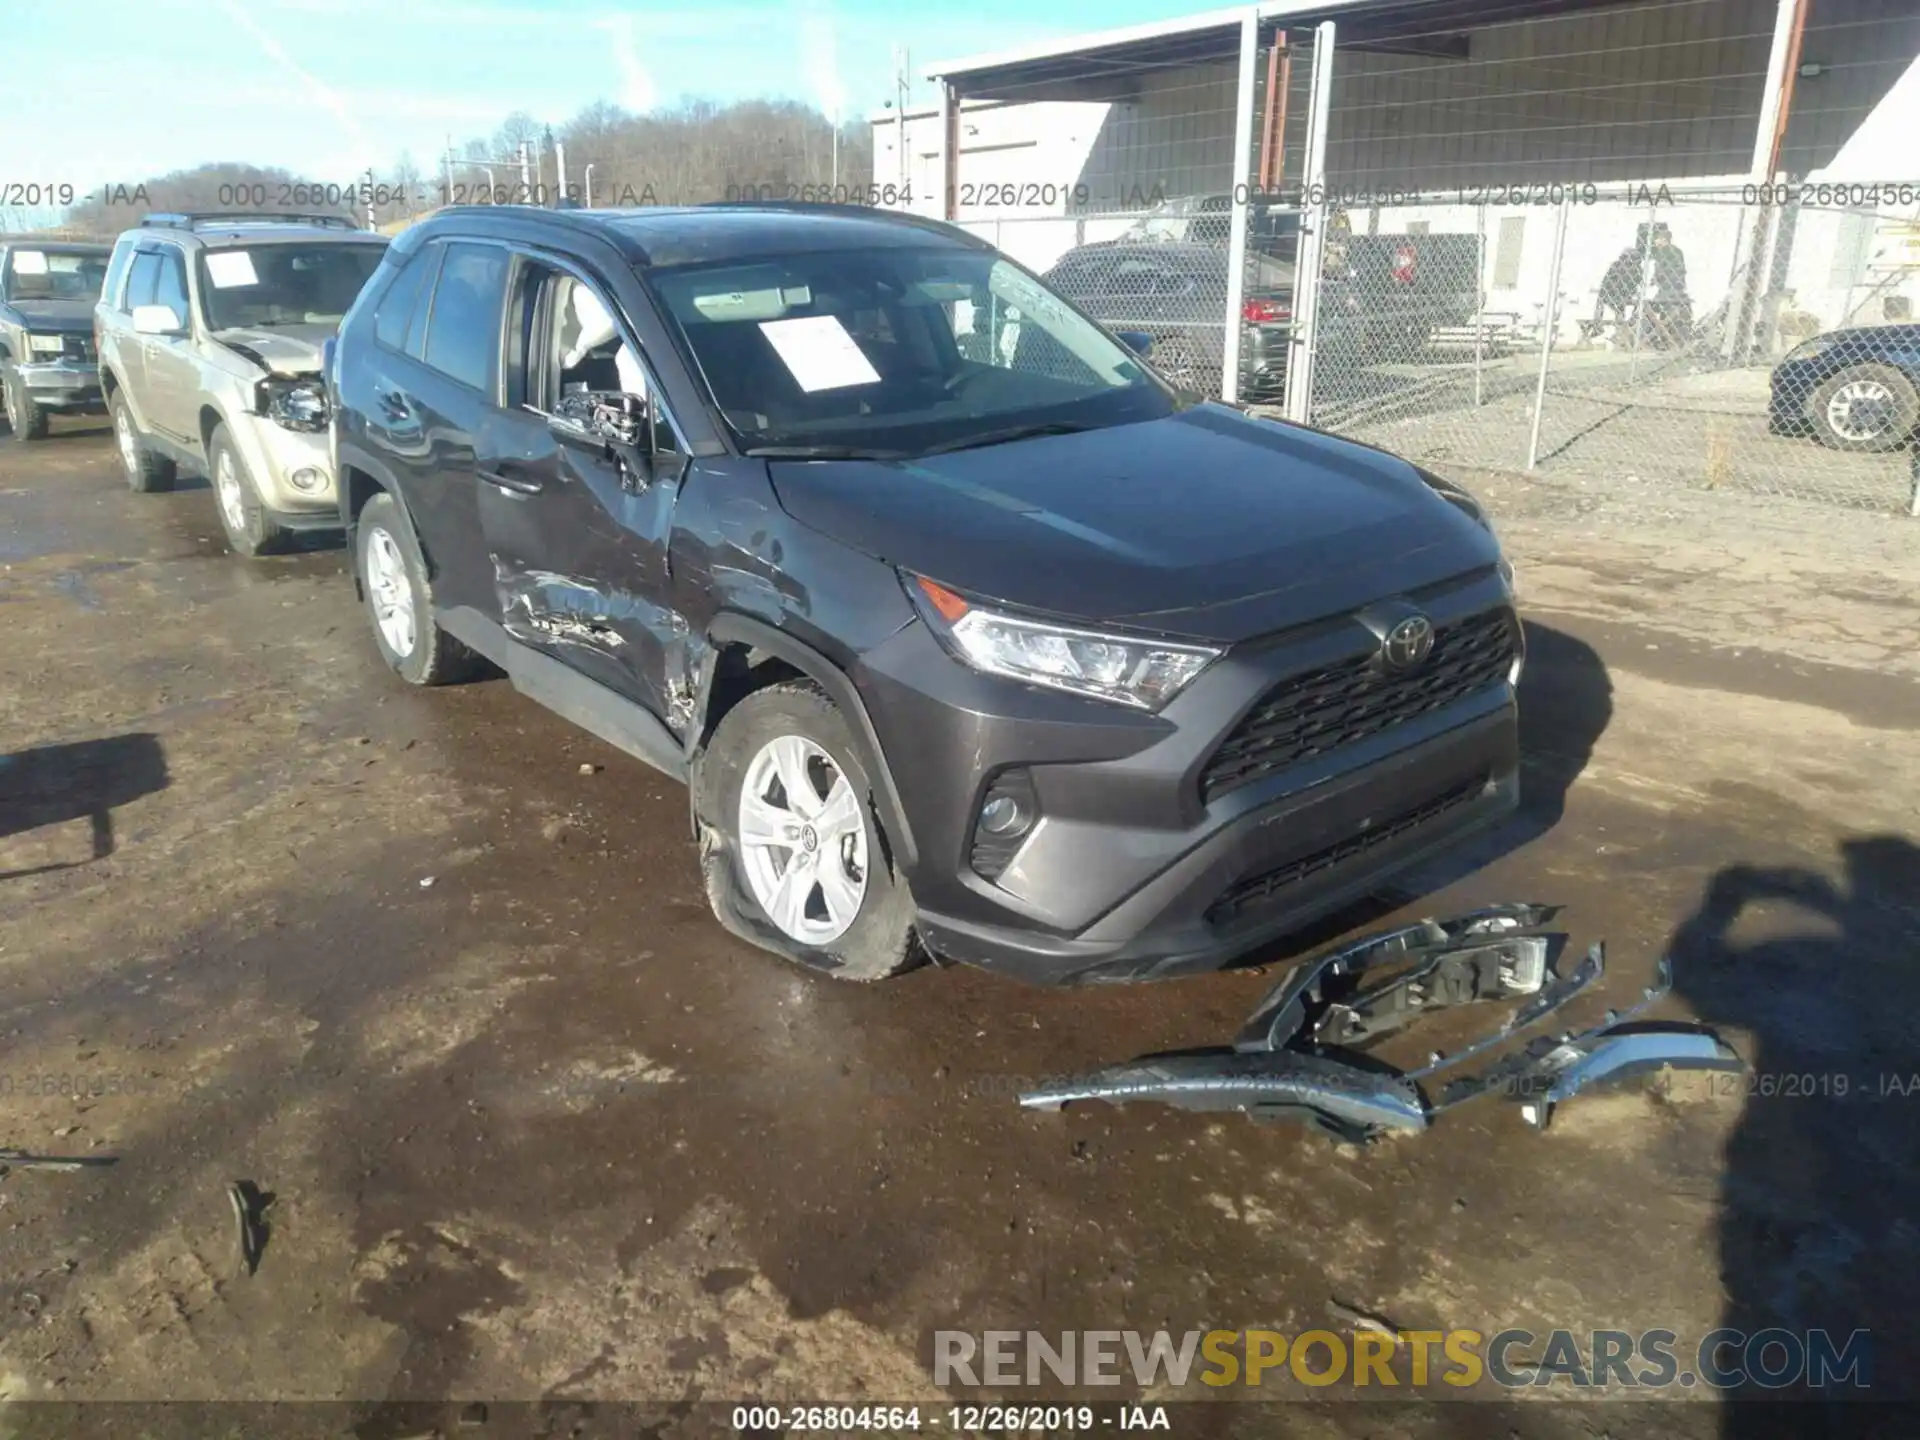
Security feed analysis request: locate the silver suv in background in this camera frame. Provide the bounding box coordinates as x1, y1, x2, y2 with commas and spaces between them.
95, 213, 387, 554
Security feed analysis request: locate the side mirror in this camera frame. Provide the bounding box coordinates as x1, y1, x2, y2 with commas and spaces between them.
550, 389, 683, 492
132, 304, 186, 337
1115, 329, 1154, 357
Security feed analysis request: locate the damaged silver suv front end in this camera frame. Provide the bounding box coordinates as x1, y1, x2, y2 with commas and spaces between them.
1019, 905, 1741, 1140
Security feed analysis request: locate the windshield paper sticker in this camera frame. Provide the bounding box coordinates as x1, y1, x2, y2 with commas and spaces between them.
205, 251, 260, 289
757, 314, 881, 392
10, 251, 48, 275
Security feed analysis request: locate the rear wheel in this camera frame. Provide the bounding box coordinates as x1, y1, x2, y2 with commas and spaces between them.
208, 423, 290, 557
111, 393, 176, 492
695, 680, 922, 982
1809, 363, 1918, 453
4, 372, 50, 440
355, 491, 480, 686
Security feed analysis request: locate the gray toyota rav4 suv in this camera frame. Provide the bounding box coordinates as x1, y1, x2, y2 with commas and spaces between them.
328, 204, 1522, 986
96, 213, 387, 553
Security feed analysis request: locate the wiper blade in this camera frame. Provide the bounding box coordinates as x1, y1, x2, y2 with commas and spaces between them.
743, 444, 907, 460
917, 421, 1094, 456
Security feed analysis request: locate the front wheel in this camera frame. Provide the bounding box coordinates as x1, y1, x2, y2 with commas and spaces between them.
695, 680, 922, 982
208, 424, 290, 557
3, 372, 50, 440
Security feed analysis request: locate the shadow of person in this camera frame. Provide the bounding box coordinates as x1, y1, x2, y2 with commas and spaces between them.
1666, 836, 1920, 1430
0, 732, 169, 880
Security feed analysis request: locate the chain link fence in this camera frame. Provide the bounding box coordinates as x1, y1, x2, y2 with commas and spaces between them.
1265, 184, 1920, 515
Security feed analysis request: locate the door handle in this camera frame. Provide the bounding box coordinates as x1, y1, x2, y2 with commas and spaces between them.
477, 463, 544, 495
376, 389, 412, 421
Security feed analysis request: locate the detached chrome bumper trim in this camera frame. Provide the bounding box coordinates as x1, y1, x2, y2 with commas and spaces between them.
1017, 905, 1740, 1141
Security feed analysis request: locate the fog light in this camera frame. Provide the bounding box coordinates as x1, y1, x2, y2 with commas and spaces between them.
289, 466, 327, 493
971, 769, 1041, 881
980, 794, 1030, 837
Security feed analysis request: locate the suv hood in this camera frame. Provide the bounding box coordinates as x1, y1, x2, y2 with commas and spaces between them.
764, 405, 1502, 644
210, 323, 334, 377
7, 299, 95, 333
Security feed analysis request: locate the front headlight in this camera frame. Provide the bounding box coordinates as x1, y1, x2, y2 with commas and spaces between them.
1414, 466, 1492, 531
262, 378, 330, 432
1414, 466, 1515, 592
26, 333, 64, 355
906, 574, 1219, 711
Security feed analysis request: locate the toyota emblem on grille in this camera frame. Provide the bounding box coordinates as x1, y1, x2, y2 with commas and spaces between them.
1381, 614, 1435, 670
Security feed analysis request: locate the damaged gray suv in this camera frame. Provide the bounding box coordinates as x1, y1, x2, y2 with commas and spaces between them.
96, 213, 387, 553
329, 204, 1524, 988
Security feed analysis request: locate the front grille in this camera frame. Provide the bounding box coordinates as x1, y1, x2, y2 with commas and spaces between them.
1201, 608, 1517, 803
61, 334, 95, 363
1206, 775, 1488, 926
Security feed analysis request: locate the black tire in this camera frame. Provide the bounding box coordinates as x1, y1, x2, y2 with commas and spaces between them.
355, 491, 481, 686
1808, 363, 1919, 454
4, 371, 50, 440
207, 423, 290, 557
111, 392, 176, 492
694, 679, 922, 982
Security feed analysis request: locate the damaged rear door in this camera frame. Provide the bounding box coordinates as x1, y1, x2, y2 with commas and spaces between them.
476, 249, 688, 722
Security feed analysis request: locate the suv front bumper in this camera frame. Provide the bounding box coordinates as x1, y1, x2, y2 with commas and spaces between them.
11, 358, 105, 413
860, 574, 1523, 986
229, 415, 339, 523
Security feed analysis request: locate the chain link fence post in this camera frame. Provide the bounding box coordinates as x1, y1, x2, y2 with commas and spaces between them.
1525, 196, 1572, 472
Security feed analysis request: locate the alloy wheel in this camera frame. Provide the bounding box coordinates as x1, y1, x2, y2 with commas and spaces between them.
214, 448, 249, 536
115, 407, 138, 476
737, 734, 868, 944
363, 525, 417, 658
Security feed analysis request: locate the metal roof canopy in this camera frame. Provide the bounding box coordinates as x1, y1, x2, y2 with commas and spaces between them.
928, 0, 1665, 101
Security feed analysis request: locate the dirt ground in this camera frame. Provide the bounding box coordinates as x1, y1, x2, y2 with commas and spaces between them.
1, 410, 1917, 1438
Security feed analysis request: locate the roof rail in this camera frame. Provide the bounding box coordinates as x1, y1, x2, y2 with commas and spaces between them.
691, 199, 994, 248
139, 212, 364, 232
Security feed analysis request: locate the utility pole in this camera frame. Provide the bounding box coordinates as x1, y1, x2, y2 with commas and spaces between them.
442, 136, 454, 210
519, 141, 533, 199
895, 45, 911, 187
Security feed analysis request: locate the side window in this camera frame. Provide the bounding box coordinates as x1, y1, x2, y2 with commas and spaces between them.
421, 241, 508, 392
373, 246, 434, 352
153, 248, 190, 322
403, 244, 442, 360
524, 266, 676, 450
102, 240, 135, 312
125, 251, 162, 311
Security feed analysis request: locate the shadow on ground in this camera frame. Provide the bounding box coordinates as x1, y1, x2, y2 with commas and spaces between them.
0, 732, 169, 880
1665, 836, 1920, 1432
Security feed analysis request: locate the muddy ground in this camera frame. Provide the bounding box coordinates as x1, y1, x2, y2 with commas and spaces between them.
1, 412, 1917, 1439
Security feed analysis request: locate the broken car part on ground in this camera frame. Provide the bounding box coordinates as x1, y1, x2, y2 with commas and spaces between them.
1019, 904, 1743, 1139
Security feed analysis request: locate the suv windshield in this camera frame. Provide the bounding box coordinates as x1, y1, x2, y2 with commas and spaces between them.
645, 244, 1178, 457
3, 249, 108, 302
197, 243, 385, 330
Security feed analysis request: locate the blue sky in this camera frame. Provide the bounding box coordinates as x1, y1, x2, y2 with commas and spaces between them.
5, 0, 1201, 193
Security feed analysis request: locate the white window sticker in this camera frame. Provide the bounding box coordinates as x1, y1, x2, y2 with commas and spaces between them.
11, 251, 48, 275
756, 314, 881, 392
205, 251, 260, 288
